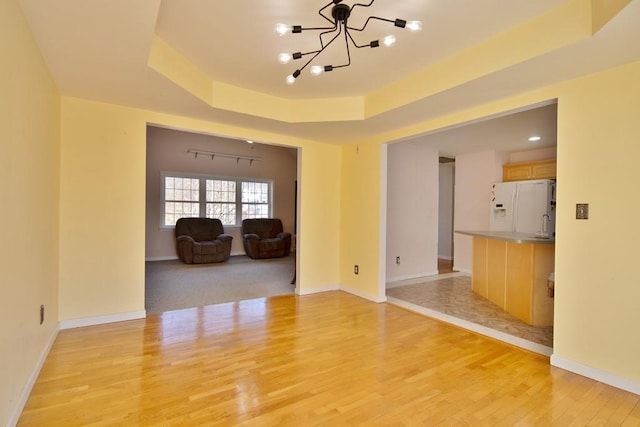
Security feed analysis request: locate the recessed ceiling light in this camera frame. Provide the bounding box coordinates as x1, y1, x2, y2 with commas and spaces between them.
528, 136, 542, 142
246, 140, 253, 144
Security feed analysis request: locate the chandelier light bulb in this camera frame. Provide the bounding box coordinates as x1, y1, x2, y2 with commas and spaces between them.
405, 20, 423, 32
382, 35, 397, 47
310, 65, 324, 76
278, 53, 292, 64
275, 23, 291, 36
286, 74, 296, 85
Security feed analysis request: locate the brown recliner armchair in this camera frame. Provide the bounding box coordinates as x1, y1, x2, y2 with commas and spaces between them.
242, 218, 292, 259
175, 218, 233, 264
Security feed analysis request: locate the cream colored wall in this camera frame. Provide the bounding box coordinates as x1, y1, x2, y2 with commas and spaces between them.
145, 126, 297, 258
297, 141, 341, 293
0, 0, 60, 424
553, 61, 640, 383
340, 143, 384, 301
59, 99, 147, 321
59, 97, 341, 321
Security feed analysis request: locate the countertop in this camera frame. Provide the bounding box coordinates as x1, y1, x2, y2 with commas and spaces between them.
455, 230, 555, 244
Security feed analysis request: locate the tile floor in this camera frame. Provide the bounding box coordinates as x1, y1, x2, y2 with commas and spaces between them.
386, 273, 554, 355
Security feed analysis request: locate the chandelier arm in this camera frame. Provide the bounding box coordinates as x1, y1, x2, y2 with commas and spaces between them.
296, 28, 342, 74
318, 1, 339, 25
349, 0, 375, 15
299, 25, 337, 32
346, 29, 372, 49
318, 26, 339, 49
343, 24, 352, 67
346, 15, 394, 32
322, 25, 352, 70
299, 49, 323, 57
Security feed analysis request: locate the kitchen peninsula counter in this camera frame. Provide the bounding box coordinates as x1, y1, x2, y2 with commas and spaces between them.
456, 230, 555, 244
456, 230, 555, 327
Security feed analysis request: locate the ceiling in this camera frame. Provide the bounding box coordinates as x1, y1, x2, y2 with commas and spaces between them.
17, 0, 640, 153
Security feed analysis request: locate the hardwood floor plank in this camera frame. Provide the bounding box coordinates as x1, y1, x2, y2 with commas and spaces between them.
18, 292, 639, 425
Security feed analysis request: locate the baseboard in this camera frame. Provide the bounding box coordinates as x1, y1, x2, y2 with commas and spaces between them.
339, 285, 386, 303
387, 270, 439, 283
296, 284, 339, 296
146, 253, 249, 261
9, 325, 59, 427
145, 256, 178, 261
438, 255, 453, 261
59, 310, 146, 330
550, 354, 640, 396
453, 266, 472, 275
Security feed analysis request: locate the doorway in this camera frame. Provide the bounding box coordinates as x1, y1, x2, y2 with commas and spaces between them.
383, 102, 558, 355
438, 157, 455, 274
144, 125, 299, 313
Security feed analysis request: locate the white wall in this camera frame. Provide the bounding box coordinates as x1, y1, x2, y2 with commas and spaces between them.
145, 126, 297, 259
386, 142, 439, 282
453, 150, 507, 273
509, 146, 557, 163
438, 163, 455, 260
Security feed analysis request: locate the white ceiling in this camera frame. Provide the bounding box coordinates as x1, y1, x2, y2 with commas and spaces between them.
410, 102, 558, 157
17, 0, 640, 153
155, 0, 566, 99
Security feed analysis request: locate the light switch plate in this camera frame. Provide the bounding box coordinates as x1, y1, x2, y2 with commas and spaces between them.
576, 203, 589, 219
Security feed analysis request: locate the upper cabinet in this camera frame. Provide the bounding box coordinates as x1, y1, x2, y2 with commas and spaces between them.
503, 159, 556, 182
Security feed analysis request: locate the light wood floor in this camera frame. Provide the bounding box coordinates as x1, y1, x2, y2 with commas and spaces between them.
19, 292, 640, 426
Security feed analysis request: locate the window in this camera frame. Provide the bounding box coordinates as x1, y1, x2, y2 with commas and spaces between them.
163, 177, 200, 226
161, 173, 272, 227
242, 181, 269, 219
206, 179, 236, 226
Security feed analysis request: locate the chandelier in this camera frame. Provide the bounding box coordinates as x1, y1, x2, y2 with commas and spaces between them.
276, 0, 422, 85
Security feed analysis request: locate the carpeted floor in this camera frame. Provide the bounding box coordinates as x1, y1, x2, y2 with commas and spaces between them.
145, 255, 295, 314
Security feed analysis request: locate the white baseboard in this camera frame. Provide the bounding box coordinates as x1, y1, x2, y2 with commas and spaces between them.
438, 255, 453, 260
145, 256, 178, 261
296, 284, 339, 296
339, 285, 386, 303
59, 310, 146, 330
551, 354, 640, 396
453, 266, 472, 275
9, 325, 59, 427
386, 270, 440, 283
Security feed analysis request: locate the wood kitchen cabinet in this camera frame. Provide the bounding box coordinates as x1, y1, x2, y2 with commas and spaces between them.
469, 235, 554, 327
503, 159, 556, 182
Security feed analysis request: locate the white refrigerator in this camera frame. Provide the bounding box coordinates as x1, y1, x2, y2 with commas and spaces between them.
489, 179, 556, 236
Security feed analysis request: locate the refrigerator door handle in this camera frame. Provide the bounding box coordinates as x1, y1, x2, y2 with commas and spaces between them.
512, 186, 519, 232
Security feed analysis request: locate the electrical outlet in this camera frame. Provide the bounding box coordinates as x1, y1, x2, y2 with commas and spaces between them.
354, 265, 359, 275
396, 256, 400, 265
40, 305, 44, 325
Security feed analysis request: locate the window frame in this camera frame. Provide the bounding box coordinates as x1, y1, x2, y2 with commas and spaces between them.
160, 171, 273, 229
